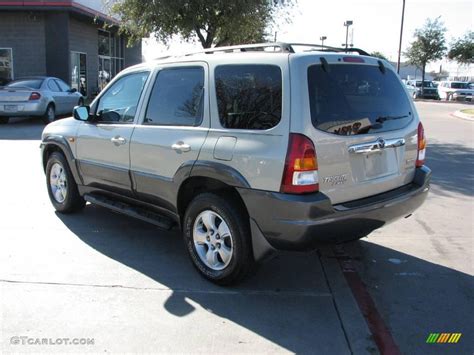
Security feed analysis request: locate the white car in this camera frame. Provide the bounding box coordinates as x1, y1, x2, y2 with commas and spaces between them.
438, 81, 474, 101
404, 82, 416, 98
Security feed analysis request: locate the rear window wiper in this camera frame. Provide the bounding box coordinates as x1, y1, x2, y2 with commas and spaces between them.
376, 114, 410, 123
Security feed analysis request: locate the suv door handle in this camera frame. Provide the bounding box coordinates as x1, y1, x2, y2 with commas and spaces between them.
171, 141, 191, 152
111, 136, 127, 146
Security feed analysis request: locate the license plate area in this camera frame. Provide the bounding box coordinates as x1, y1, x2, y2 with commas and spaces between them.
4, 105, 18, 112
351, 149, 399, 181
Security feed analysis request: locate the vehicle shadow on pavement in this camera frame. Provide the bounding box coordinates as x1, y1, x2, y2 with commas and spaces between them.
426, 142, 474, 197
345, 240, 473, 355
56, 205, 351, 354
0, 117, 46, 140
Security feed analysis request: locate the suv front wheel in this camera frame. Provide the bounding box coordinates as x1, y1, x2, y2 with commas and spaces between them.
183, 193, 254, 285
46, 152, 85, 213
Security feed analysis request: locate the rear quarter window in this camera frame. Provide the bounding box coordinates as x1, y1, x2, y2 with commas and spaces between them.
215, 64, 282, 130
308, 64, 413, 135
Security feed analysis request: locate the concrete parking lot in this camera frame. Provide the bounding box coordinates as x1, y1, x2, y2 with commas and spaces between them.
0, 101, 472, 354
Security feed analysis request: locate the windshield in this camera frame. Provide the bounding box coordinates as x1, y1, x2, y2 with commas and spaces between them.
308, 64, 413, 136
415, 81, 433, 87
6, 79, 43, 89
451, 82, 469, 89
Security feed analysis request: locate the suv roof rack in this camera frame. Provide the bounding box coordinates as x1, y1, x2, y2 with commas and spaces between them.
178, 42, 370, 57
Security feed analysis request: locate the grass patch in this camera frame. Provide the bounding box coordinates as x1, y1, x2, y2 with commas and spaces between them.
460, 109, 474, 115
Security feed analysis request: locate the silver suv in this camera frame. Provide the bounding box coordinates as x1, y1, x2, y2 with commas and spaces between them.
41, 43, 431, 284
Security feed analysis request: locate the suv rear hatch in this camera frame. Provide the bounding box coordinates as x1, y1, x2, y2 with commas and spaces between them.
292, 55, 419, 204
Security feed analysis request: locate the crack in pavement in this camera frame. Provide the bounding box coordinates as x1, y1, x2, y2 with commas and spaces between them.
0, 278, 333, 297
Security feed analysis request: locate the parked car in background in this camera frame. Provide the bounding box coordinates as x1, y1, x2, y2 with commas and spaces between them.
438, 81, 474, 101
40, 43, 430, 284
404, 82, 416, 98
406, 80, 439, 100
0, 76, 83, 124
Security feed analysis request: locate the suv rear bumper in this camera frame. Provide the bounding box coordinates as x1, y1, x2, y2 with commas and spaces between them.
238, 166, 431, 251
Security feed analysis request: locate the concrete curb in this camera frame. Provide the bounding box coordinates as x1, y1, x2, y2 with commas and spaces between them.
414, 99, 473, 105
319, 247, 379, 354
452, 110, 474, 122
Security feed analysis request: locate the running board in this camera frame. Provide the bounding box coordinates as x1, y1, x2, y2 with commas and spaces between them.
84, 194, 175, 230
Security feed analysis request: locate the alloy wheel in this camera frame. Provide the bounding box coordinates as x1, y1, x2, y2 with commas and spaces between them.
49, 162, 68, 203
193, 210, 233, 271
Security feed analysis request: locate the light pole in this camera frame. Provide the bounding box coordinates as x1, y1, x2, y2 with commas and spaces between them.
320, 36, 327, 49
396, 0, 406, 74
343, 20, 353, 51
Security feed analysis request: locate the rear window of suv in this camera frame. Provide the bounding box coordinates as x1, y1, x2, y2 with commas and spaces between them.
308, 64, 413, 136
215, 64, 282, 130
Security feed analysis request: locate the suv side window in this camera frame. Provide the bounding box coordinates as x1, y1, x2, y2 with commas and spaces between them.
95, 71, 149, 123
215, 64, 282, 130
144, 67, 204, 126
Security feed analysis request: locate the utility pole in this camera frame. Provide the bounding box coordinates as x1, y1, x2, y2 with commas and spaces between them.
344, 20, 353, 51
397, 0, 406, 74
320, 36, 327, 49
274, 31, 278, 42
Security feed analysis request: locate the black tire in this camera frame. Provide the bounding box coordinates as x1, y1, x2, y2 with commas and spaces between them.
45, 151, 85, 213
183, 192, 255, 285
42, 104, 56, 124
0, 116, 9, 124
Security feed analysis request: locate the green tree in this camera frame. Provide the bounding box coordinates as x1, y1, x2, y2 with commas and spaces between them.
404, 17, 447, 94
110, 0, 294, 49
370, 51, 388, 61
448, 31, 474, 65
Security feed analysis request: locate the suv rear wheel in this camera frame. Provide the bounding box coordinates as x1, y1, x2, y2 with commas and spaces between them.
46, 152, 85, 213
183, 193, 254, 285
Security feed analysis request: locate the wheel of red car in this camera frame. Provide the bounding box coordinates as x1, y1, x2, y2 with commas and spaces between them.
45, 152, 85, 213
183, 192, 254, 285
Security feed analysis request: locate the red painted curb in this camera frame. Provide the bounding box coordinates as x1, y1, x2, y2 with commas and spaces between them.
334, 246, 401, 355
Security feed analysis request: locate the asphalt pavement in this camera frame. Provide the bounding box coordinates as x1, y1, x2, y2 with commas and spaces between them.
0, 101, 472, 354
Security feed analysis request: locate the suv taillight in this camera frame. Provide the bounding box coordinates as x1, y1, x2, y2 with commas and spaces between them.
280, 133, 319, 194
416, 122, 426, 167
29, 92, 41, 100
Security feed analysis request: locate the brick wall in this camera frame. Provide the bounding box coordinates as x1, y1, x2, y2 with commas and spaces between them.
69, 16, 98, 97
0, 11, 47, 79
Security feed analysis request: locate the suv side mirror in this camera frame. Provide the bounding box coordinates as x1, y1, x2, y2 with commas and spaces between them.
73, 105, 90, 121
68, 88, 77, 93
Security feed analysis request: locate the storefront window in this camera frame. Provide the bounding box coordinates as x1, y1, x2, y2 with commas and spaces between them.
71, 52, 87, 96
97, 30, 125, 92
98, 30, 111, 56
0, 48, 13, 86
98, 56, 111, 91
